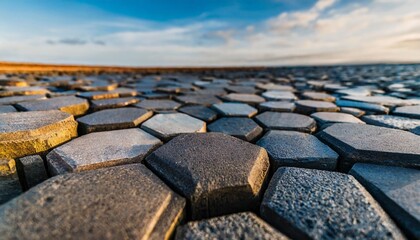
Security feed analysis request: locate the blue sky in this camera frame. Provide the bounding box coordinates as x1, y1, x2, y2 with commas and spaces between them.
0, 0, 419, 66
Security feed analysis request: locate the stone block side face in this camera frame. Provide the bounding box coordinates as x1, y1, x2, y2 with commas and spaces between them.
261, 167, 405, 240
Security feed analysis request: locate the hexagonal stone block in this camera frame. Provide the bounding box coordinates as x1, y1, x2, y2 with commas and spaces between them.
90, 97, 139, 111
311, 112, 364, 128
145, 133, 269, 220
47, 129, 161, 175
258, 101, 295, 112
0, 105, 16, 113
257, 131, 338, 171
393, 105, 420, 119
0, 110, 78, 159
0, 164, 185, 239
0, 86, 49, 97
341, 95, 406, 107
336, 99, 389, 114
262, 91, 296, 101
261, 167, 404, 239
175, 212, 288, 240
175, 94, 221, 106
301, 91, 335, 102
255, 112, 316, 133
340, 107, 365, 117
0, 95, 46, 105
77, 108, 153, 133
178, 105, 218, 122
16, 155, 48, 190
362, 114, 420, 131
15, 96, 89, 116
141, 113, 206, 141
295, 100, 339, 114
317, 123, 420, 171
222, 93, 265, 104
134, 99, 181, 111
350, 163, 420, 239
212, 103, 258, 117
77, 91, 119, 100
208, 117, 263, 141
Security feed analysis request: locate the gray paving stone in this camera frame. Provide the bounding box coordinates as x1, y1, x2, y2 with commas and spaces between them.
212, 103, 258, 117
77, 107, 153, 133
0, 164, 185, 240
175, 212, 288, 240
311, 112, 364, 128
90, 97, 139, 111
0, 105, 16, 113
261, 167, 405, 240
77, 91, 119, 100
262, 91, 297, 101
0, 173, 22, 205
362, 115, 420, 131
0, 110, 78, 159
0, 86, 50, 97
259, 101, 295, 112
178, 105, 218, 122
393, 105, 420, 119
336, 99, 390, 114
342, 95, 407, 107
257, 83, 294, 91
175, 94, 221, 106
141, 113, 206, 140
340, 107, 365, 117
350, 163, 420, 239
317, 123, 420, 171
225, 85, 258, 94
16, 155, 48, 190
145, 133, 269, 220
295, 100, 339, 114
110, 87, 137, 97
257, 130, 338, 171
15, 96, 89, 116
47, 128, 161, 175
208, 117, 263, 142
78, 80, 118, 91
301, 92, 336, 102
134, 99, 181, 111
222, 93, 265, 104
0, 95, 46, 105
255, 112, 316, 133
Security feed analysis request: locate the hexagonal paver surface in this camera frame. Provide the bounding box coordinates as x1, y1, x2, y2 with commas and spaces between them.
178, 105, 218, 122
47, 128, 161, 175
0, 95, 46, 105
311, 112, 364, 128
255, 112, 316, 133
257, 130, 338, 171
134, 99, 181, 111
175, 212, 288, 240
261, 167, 404, 239
301, 91, 335, 102
15, 96, 89, 116
393, 105, 420, 119
90, 97, 139, 111
350, 163, 420, 239
336, 99, 389, 114
77, 107, 153, 133
212, 103, 258, 117
208, 117, 263, 142
145, 133, 269, 220
141, 113, 206, 140
222, 93, 265, 104
295, 100, 339, 114
262, 91, 297, 101
317, 123, 420, 171
258, 101, 295, 112
0, 164, 185, 240
0, 110, 78, 159
362, 114, 420, 131
77, 91, 119, 100
175, 94, 222, 106
0, 86, 49, 97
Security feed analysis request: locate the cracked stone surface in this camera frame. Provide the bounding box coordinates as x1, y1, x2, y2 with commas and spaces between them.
145, 133, 269, 220
350, 163, 420, 239
208, 117, 263, 141
0, 110, 78, 159
47, 128, 161, 175
255, 112, 316, 133
261, 167, 405, 240
77, 107, 153, 133
15, 96, 89, 116
141, 113, 206, 140
0, 164, 185, 240
175, 212, 288, 240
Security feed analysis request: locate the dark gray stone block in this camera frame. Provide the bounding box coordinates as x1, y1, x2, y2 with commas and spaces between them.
295, 100, 339, 114
393, 105, 420, 119
362, 115, 420, 131
90, 97, 139, 111
178, 105, 218, 122
16, 155, 48, 190
255, 112, 316, 133
208, 117, 263, 141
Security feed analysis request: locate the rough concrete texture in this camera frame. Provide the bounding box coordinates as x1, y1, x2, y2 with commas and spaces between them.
0, 164, 186, 240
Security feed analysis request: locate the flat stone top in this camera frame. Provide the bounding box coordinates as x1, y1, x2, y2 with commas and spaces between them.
134, 99, 181, 110
78, 107, 151, 125
302, 92, 335, 101
0, 95, 46, 105
255, 112, 316, 132
0, 110, 73, 135
350, 163, 420, 221
212, 103, 258, 117
261, 167, 404, 239
15, 96, 87, 111
317, 123, 420, 157
223, 93, 265, 104
342, 95, 407, 106
296, 100, 338, 109
175, 94, 221, 106
207, 117, 262, 141
393, 105, 420, 119
178, 105, 218, 122
47, 128, 161, 173
259, 101, 295, 112
145, 133, 268, 198
262, 91, 296, 101
311, 112, 364, 124
175, 212, 288, 240
362, 114, 420, 130
0, 164, 185, 240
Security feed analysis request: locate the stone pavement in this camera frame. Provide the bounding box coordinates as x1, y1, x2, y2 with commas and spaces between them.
0, 65, 419, 239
